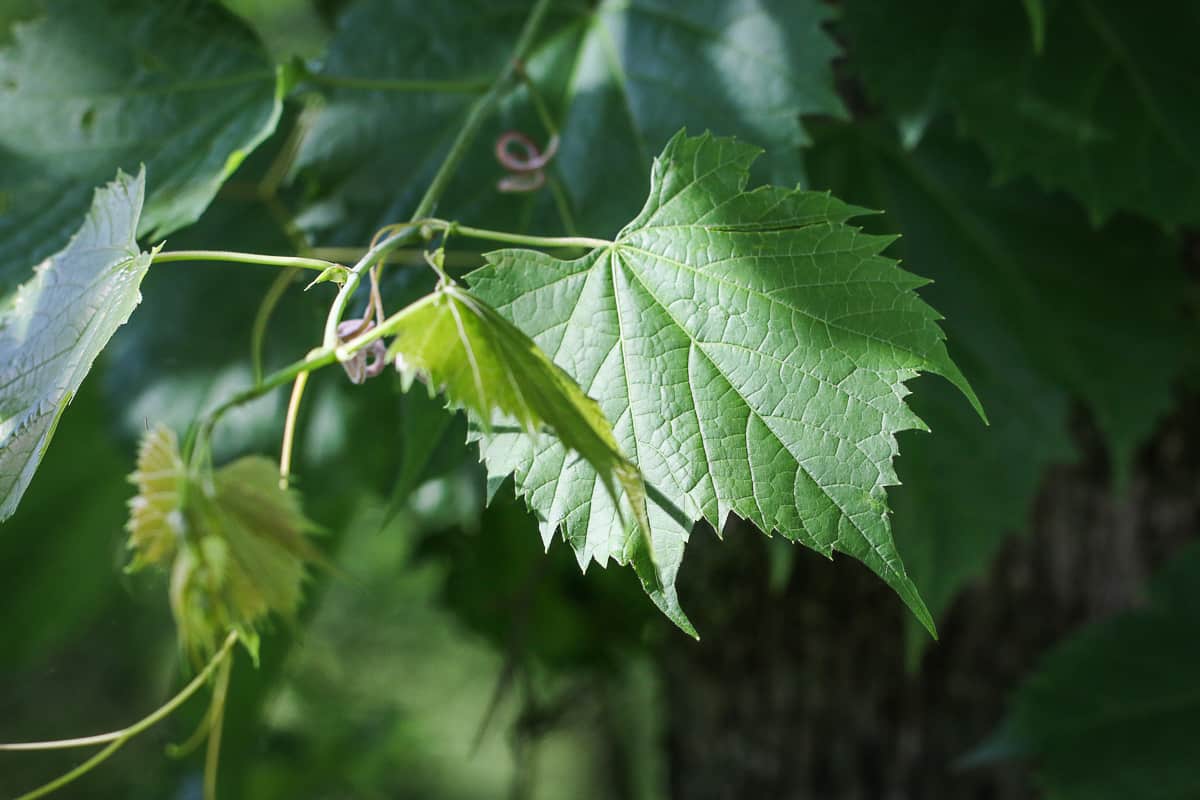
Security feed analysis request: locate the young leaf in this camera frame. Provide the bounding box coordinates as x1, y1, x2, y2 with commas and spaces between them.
842, 0, 1200, 225
293, 0, 845, 242
127, 425, 321, 662
0, 0, 282, 292
0, 169, 151, 522
383, 282, 652, 568
970, 543, 1200, 799
468, 131, 982, 635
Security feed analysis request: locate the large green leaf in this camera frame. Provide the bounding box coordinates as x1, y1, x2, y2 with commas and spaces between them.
841, 0, 1200, 225
382, 281, 652, 569
0, 0, 282, 294
0, 169, 151, 521
805, 123, 1195, 652
468, 131, 980, 635
293, 0, 844, 242
971, 542, 1200, 799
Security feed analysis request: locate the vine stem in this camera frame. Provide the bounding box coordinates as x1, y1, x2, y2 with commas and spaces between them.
198, 291, 442, 438
251, 269, 299, 385
298, 63, 489, 94
447, 223, 609, 250
201, 221, 606, 436
278, 372, 310, 490
321, 0, 554, 348
3, 632, 239, 800
197, 0, 557, 440
203, 654, 234, 800
152, 250, 336, 272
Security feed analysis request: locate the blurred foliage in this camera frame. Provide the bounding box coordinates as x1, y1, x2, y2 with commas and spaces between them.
0, 0, 281, 277
806, 122, 1195, 653
1, 0, 1198, 797
973, 542, 1200, 799
841, 0, 1200, 226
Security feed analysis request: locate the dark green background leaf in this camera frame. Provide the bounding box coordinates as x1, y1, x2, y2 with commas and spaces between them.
806, 123, 1196, 648
975, 542, 1200, 799
841, 0, 1200, 225
293, 0, 845, 242
0, 0, 282, 294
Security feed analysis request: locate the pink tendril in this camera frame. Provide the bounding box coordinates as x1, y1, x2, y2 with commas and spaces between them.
336, 318, 387, 384
495, 131, 559, 193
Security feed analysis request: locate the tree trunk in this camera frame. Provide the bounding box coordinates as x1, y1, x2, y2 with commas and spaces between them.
661, 402, 1200, 799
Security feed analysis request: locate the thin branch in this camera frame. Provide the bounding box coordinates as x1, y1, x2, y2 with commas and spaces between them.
4, 632, 239, 800
153, 251, 335, 273
251, 269, 299, 385
321, 0, 556, 348
450, 223, 609, 250
305, 73, 490, 94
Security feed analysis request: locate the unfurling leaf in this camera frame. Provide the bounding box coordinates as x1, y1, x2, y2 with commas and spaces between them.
126, 426, 321, 663
0, 169, 151, 522
305, 264, 350, 290
382, 282, 652, 569
469, 131, 982, 636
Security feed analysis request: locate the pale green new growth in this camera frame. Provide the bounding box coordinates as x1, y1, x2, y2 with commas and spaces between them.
127, 425, 322, 664
469, 131, 982, 636
384, 282, 653, 567
0, 169, 151, 521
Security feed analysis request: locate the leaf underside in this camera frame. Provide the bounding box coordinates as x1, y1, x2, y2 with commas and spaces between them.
469, 130, 982, 635
127, 425, 320, 662
0, 169, 150, 521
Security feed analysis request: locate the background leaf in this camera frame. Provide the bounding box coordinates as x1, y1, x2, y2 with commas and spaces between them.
292, 0, 845, 242
0, 169, 149, 521
972, 542, 1200, 799
0, 0, 282, 294
806, 123, 1197, 650
841, 0, 1200, 225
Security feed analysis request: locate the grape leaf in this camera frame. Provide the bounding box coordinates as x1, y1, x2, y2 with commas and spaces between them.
292, 0, 844, 242
383, 281, 653, 571
805, 123, 1195, 653
0, 169, 151, 522
969, 542, 1200, 799
841, 0, 1200, 225
0, 0, 282, 294
468, 131, 982, 636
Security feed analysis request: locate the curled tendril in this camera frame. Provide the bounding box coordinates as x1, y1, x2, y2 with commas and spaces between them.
336, 318, 387, 384
495, 130, 559, 193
